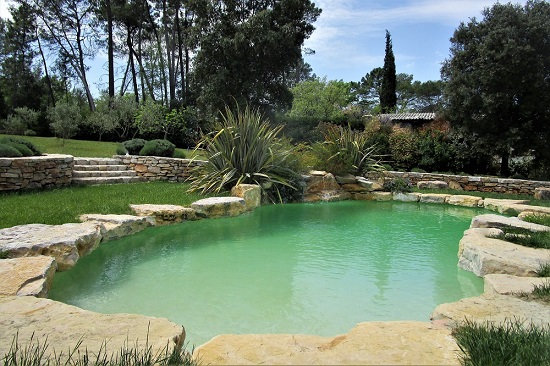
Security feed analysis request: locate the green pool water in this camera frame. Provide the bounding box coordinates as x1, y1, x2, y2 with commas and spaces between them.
49, 200, 484, 346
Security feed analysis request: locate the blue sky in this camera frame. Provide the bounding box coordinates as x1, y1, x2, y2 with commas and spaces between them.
1, 0, 529, 88
303, 0, 529, 83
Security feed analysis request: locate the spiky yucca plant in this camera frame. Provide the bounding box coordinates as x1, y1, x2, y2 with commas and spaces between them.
186, 106, 299, 200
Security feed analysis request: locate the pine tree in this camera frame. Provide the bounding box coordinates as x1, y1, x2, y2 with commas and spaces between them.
380, 30, 397, 113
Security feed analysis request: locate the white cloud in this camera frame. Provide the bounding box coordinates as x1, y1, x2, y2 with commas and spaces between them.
0, 0, 12, 19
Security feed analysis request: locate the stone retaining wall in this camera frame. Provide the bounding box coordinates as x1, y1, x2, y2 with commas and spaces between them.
0, 154, 73, 191
114, 155, 205, 182
366, 171, 550, 195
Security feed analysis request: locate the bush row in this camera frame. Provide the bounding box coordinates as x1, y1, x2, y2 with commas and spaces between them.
116, 138, 185, 158
0, 136, 42, 157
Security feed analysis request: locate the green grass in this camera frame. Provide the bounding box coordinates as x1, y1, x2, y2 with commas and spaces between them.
522, 213, 550, 227
3, 332, 198, 366
536, 263, 550, 277
452, 319, 550, 366
491, 228, 550, 250
0, 134, 195, 158
0, 182, 217, 229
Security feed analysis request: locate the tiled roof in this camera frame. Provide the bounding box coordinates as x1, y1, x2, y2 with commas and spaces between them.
379, 113, 436, 121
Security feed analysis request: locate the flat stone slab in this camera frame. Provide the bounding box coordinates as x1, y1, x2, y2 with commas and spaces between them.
0, 296, 186, 362
482, 198, 530, 214
80, 214, 152, 241
484, 274, 549, 295
0, 223, 102, 271
471, 214, 550, 232
458, 228, 550, 277
534, 187, 550, 200
130, 204, 197, 225
417, 180, 449, 189
392, 192, 421, 202
447, 195, 483, 207
431, 293, 550, 329
0, 256, 56, 297
419, 193, 451, 204
191, 197, 247, 218
194, 321, 460, 365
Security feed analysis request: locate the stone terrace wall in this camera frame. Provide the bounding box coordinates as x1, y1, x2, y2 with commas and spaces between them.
0, 154, 73, 191
366, 171, 550, 195
114, 155, 205, 182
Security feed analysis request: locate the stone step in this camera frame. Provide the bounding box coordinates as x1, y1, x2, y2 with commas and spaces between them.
73, 170, 138, 178
72, 176, 144, 186
73, 164, 129, 172
74, 158, 121, 166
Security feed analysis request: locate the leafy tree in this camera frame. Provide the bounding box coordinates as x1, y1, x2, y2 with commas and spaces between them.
442, 0, 550, 176
189, 0, 321, 114
85, 94, 119, 140
288, 78, 356, 123
2, 107, 40, 135
380, 30, 397, 113
134, 99, 169, 138
354, 67, 383, 112
48, 100, 82, 144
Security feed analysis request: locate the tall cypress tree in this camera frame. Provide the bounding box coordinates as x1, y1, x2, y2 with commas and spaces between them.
380, 30, 397, 113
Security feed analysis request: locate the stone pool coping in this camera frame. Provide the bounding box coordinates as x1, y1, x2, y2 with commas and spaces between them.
1, 184, 549, 364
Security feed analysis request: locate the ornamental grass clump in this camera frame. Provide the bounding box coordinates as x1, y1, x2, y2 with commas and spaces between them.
452, 319, 550, 366
186, 106, 300, 201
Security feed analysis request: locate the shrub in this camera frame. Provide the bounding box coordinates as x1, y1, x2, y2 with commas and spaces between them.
116, 144, 127, 155
122, 138, 146, 155
311, 123, 383, 176
383, 178, 413, 193
0, 137, 41, 156
0, 137, 41, 157
388, 128, 419, 171
452, 319, 550, 366
187, 105, 300, 202
172, 149, 186, 159
139, 139, 176, 157
6, 142, 33, 156
0, 144, 22, 157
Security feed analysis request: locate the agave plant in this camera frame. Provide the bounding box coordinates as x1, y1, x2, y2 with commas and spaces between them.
186, 106, 299, 200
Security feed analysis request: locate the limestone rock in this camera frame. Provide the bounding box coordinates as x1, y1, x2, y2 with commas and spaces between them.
231, 184, 262, 211
0, 223, 102, 271
534, 187, 550, 200
392, 192, 421, 202
484, 274, 549, 295
470, 214, 550, 232
191, 197, 247, 218
356, 177, 383, 191
419, 193, 451, 204
305, 172, 341, 192
431, 293, 550, 329
0, 256, 56, 297
80, 214, 151, 241
482, 198, 529, 214
458, 228, 549, 277
507, 204, 550, 216
0, 296, 186, 362
340, 183, 367, 193
304, 190, 351, 203
447, 195, 483, 208
194, 321, 460, 365
130, 204, 197, 225
417, 180, 449, 190
335, 174, 356, 184
448, 180, 463, 191
518, 210, 550, 222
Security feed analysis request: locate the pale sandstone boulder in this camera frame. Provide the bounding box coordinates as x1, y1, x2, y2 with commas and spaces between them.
194, 321, 460, 365
470, 214, 550, 232
419, 193, 451, 204
304, 190, 352, 202
191, 197, 247, 218
458, 228, 549, 277
0, 223, 102, 271
130, 204, 197, 225
482, 198, 529, 214
305, 172, 342, 192
0, 256, 56, 297
231, 184, 262, 211
356, 177, 383, 191
506, 204, 550, 216
0, 296, 186, 362
534, 187, 550, 200
80, 214, 151, 241
447, 195, 483, 208
484, 274, 549, 295
353, 192, 393, 201
335, 174, 356, 184
393, 192, 421, 202
417, 180, 449, 190
431, 293, 550, 329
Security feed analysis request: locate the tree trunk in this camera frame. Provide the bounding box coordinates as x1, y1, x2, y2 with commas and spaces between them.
106, 0, 115, 99
500, 150, 511, 177
37, 33, 56, 107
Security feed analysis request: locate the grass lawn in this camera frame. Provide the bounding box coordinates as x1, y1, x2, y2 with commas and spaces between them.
0, 134, 195, 158
0, 181, 216, 229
